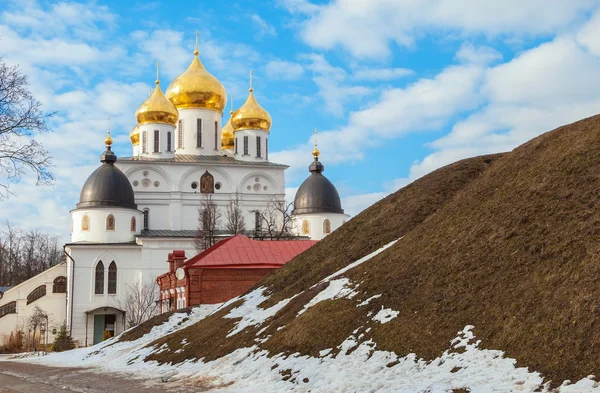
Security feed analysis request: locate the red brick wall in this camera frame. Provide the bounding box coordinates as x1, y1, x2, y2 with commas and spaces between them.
187, 268, 276, 305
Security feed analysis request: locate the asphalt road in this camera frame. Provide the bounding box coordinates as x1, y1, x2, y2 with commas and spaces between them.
0, 361, 210, 393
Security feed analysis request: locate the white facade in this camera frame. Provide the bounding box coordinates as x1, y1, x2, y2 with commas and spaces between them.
174, 108, 222, 155
0, 263, 67, 346
293, 212, 348, 241
0, 45, 347, 348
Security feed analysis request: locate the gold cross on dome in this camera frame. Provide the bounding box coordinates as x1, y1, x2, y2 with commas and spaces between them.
249, 70, 253, 92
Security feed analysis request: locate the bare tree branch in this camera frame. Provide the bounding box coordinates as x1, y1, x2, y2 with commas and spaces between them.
194, 193, 222, 252
117, 280, 158, 329
0, 58, 55, 199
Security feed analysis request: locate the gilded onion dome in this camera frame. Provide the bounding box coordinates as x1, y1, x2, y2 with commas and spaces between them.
165, 36, 226, 113
135, 76, 178, 127
130, 124, 140, 146
222, 111, 235, 149
232, 71, 271, 132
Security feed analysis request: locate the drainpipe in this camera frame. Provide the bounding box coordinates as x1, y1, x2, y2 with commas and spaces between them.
63, 246, 75, 337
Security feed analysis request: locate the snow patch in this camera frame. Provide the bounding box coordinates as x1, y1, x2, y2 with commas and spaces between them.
298, 278, 358, 316
358, 294, 382, 306
372, 307, 399, 324
225, 287, 295, 337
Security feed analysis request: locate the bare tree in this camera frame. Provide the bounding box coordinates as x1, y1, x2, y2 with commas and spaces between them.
118, 281, 158, 329
27, 305, 48, 350
194, 193, 222, 252
253, 197, 295, 240
0, 58, 54, 199
225, 194, 246, 235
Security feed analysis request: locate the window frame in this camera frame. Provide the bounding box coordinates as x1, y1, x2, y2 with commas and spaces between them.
82, 214, 90, 232
143, 209, 149, 230
53, 276, 67, 293
130, 216, 136, 232
0, 301, 16, 318
178, 119, 183, 149
106, 214, 115, 231
153, 129, 160, 153
214, 121, 218, 150
167, 131, 172, 152
95, 261, 105, 295
243, 136, 249, 155
256, 136, 261, 158
142, 131, 148, 153
196, 118, 202, 148
108, 261, 117, 295
26, 285, 47, 305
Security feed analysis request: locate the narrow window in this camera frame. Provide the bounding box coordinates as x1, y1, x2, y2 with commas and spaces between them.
266, 138, 268, 159
154, 130, 159, 152
178, 120, 183, 148
95, 261, 104, 294
82, 214, 90, 231
26, 285, 46, 305
142, 131, 148, 153
254, 211, 261, 233
130, 217, 136, 232
143, 209, 149, 230
106, 214, 115, 231
108, 262, 117, 294
323, 219, 331, 234
243, 136, 249, 155
235, 138, 238, 154
214, 121, 218, 150
196, 119, 202, 148
256, 136, 261, 158
302, 220, 310, 235
0, 302, 16, 318
53, 276, 67, 293
167, 131, 172, 152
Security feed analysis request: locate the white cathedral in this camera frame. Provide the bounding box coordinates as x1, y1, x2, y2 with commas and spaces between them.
0, 40, 348, 346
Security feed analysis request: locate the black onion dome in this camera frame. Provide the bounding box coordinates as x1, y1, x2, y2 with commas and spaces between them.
292, 156, 344, 215
77, 146, 137, 209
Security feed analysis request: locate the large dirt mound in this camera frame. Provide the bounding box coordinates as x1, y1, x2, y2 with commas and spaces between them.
148, 114, 600, 385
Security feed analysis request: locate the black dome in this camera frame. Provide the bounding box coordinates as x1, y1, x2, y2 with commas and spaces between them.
292, 157, 344, 215
77, 147, 137, 210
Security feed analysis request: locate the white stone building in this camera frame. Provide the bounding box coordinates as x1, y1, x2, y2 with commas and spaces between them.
0, 41, 347, 347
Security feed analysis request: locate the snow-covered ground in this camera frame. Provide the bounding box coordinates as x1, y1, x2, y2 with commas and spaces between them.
14, 240, 600, 392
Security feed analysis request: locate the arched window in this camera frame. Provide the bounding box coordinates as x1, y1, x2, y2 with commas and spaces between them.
130, 216, 136, 232
82, 214, 90, 231
143, 209, 149, 230
302, 219, 310, 235
0, 301, 16, 318
108, 262, 117, 294
167, 131, 172, 152
200, 171, 214, 193
95, 261, 104, 294
255, 211, 261, 233
106, 214, 115, 231
323, 219, 331, 234
27, 285, 46, 305
53, 276, 67, 293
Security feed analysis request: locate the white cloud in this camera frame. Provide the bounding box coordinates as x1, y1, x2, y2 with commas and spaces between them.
265, 60, 304, 80
286, 0, 596, 58
455, 42, 503, 65
251, 14, 277, 38
341, 192, 388, 217
351, 67, 414, 81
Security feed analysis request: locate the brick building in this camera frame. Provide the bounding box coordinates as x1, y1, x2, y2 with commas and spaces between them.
156, 235, 317, 311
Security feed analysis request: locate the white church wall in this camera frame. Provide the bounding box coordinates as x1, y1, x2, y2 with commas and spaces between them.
233, 129, 269, 162
293, 213, 348, 240
137, 123, 176, 159
0, 263, 67, 346
71, 208, 143, 243
66, 245, 142, 346
174, 108, 222, 155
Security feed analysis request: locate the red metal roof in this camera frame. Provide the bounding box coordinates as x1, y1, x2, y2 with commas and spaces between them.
184, 235, 317, 269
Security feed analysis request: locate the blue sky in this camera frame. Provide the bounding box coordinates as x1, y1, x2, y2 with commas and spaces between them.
2, 0, 600, 240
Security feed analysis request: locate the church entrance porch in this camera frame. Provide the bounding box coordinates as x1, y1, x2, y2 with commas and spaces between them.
84, 306, 126, 346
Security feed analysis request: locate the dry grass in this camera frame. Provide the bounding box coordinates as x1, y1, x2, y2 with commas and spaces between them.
118, 309, 191, 343
144, 113, 600, 386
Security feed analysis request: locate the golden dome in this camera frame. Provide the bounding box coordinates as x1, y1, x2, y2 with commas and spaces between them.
232, 73, 271, 132
165, 49, 226, 113
130, 125, 140, 146
135, 79, 179, 127
221, 111, 235, 149
105, 131, 113, 146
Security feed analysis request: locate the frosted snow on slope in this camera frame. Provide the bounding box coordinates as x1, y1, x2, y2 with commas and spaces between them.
225, 287, 296, 337
19, 322, 600, 392
298, 278, 358, 316
372, 307, 399, 324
